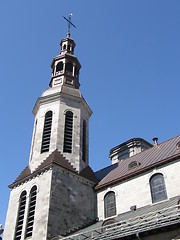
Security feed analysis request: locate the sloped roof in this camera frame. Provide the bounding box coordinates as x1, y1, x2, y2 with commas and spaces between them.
95, 163, 118, 181
80, 166, 99, 184
63, 195, 180, 240
10, 150, 98, 188
96, 135, 180, 190
10, 150, 78, 187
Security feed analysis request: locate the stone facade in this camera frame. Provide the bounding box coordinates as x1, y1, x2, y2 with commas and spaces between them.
97, 158, 180, 220
47, 165, 96, 239
3, 169, 52, 240
29, 86, 92, 173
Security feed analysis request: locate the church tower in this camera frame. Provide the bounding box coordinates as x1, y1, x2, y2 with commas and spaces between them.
3, 22, 97, 240
29, 29, 92, 173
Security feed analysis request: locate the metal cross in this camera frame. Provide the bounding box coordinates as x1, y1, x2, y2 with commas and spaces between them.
63, 13, 76, 37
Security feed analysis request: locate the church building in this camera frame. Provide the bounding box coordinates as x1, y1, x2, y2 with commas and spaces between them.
3, 25, 180, 240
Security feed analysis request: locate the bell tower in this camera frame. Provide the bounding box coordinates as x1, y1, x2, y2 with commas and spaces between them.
3, 19, 97, 240
29, 27, 92, 173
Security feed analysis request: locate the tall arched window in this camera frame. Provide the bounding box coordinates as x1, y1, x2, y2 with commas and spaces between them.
104, 191, 116, 218
150, 173, 167, 203
82, 120, 86, 162
25, 186, 37, 238
41, 111, 53, 153
63, 111, 73, 153
56, 61, 63, 72
14, 191, 27, 240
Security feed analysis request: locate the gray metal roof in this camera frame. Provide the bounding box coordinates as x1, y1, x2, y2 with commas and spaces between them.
96, 135, 180, 190
58, 195, 180, 240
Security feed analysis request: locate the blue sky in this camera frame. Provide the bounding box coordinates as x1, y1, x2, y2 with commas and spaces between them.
0, 0, 180, 229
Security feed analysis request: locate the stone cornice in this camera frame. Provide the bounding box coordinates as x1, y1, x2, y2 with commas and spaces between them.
33, 90, 92, 116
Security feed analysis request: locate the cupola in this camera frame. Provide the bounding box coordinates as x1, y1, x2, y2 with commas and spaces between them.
49, 35, 81, 89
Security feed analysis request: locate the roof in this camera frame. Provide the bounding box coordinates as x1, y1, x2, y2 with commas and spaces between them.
95, 163, 118, 181
10, 150, 97, 187
96, 135, 180, 190
80, 166, 99, 184
59, 195, 180, 240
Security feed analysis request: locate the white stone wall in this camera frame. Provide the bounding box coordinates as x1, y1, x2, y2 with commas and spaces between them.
97, 158, 180, 220
29, 86, 91, 173
3, 169, 52, 240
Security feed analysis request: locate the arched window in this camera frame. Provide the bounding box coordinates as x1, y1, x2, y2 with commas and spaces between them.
56, 61, 63, 72
65, 62, 73, 74
104, 191, 116, 218
82, 120, 86, 162
25, 186, 37, 238
63, 111, 73, 153
14, 191, 27, 240
150, 173, 167, 203
41, 111, 53, 153
63, 44, 66, 50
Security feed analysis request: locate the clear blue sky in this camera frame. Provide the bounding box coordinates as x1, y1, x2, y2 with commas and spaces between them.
0, 0, 180, 229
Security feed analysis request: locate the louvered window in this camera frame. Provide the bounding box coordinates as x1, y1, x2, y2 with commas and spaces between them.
63, 111, 73, 153
82, 120, 86, 162
104, 191, 116, 218
25, 186, 37, 238
14, 191, 27, 240
150, 173, 167, 203
41, 111, 52, 153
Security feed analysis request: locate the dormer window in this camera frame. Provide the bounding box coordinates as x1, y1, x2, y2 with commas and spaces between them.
128, 161, 140, 170
176, 142, 180, 150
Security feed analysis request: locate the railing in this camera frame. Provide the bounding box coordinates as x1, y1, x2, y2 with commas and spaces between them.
56, 204, 180, 240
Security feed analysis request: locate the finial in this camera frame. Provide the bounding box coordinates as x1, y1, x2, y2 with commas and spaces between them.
63, 13, 76, 37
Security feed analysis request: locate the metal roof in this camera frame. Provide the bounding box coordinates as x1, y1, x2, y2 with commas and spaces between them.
96, 135, 180, 190
57, 195, 180, 240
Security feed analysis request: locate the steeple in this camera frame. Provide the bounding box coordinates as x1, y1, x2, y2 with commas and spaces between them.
28, 30, 92, 173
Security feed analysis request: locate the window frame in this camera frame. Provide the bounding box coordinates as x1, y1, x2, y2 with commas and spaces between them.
14, 191, 27, 240
104, 191, 116, 219
150, 173, 167, 203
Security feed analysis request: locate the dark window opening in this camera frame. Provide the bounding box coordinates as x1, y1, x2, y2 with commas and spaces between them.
14, 191, 27, 240
41, 111, 52, 153
56, 61, 63, 72
25, 186, 37, 238
63, 44, 66, 50
75, 67, 79, 78
65, 62, 73, 74
63, 111, 73, 153
67, 45, 71, 51
150, 173, 167, 203
82, 120, 86, 162
104, 191, 116, 218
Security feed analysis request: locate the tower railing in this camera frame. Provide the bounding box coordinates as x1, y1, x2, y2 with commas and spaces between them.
56, 204, 180, 240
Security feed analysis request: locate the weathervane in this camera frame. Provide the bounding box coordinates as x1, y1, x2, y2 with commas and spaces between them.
63, 13, 76, 37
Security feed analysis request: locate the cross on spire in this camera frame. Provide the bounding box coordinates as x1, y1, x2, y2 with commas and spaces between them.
63, 13, 76, 37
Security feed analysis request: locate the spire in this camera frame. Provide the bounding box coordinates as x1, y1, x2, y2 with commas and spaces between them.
63, 13, 76, 38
